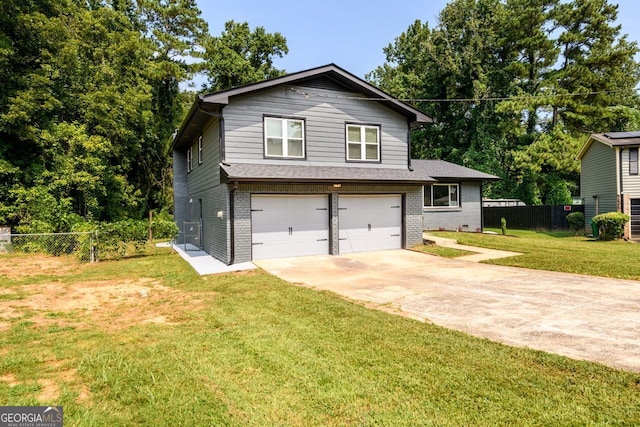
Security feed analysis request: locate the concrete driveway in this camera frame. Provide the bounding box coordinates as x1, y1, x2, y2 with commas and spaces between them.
255, 250, 640, 373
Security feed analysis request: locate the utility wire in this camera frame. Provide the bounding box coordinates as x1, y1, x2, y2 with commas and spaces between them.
289, 87, 635, 103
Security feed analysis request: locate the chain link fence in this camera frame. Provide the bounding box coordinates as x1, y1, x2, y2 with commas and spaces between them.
0, 232, 97, 262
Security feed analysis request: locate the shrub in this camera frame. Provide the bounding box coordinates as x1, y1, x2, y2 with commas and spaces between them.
566, 212, 585, 236
591, 212, 629, 241
96, 219, 148, 259
150, 211, 179, 240
500, 217, 507, 235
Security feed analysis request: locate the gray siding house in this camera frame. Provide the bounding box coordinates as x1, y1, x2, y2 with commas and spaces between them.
412, 160, 498, 231
577, 132, 640, 239
171, 64, 495, 264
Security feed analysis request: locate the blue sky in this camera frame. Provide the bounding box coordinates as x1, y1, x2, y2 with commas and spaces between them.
196, 0, 640, 80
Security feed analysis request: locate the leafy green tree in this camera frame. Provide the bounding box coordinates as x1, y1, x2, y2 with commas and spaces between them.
370, 0, 640, 205
202, 20, 289, 92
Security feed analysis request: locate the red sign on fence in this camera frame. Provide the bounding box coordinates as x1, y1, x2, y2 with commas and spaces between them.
564, 205, 572, 211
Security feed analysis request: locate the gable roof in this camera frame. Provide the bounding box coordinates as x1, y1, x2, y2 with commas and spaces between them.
411, 159, 499, 181
577, 132, 640, 160
171, 63, 434, 151
220, 163, 436, 184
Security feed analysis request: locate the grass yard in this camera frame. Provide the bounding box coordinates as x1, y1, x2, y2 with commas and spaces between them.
411, 243, 475, 258
428, 229, 640, 280
1, 249, 639, 425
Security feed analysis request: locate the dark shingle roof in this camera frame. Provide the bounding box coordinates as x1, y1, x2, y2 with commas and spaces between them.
577, 132, 640, 159
410, 159, 499, 180
220, 163, 436, 184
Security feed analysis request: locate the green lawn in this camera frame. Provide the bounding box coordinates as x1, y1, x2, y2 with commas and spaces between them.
411, 243, 475, 258
1, 250, 639, 425
428, 229, 640, 280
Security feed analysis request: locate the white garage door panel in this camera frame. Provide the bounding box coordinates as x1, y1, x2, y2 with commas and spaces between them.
339, 195, 402, 254
251, 195, 329, 260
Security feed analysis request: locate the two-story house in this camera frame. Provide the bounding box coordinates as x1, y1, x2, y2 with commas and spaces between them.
171, 64, 497, 264
578, 131, 640, 239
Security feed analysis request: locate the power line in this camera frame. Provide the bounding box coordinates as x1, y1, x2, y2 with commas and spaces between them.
289, 87, 636, 103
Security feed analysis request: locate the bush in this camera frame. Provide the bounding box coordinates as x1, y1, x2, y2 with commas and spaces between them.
566, 212, 585, 236
96, 219, 148, 259
591, 212, 629, 241
150, 211, 179, 240
500, 217, 507, 235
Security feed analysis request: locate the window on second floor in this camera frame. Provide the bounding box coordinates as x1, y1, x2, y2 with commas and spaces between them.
187, 146, 192, 172
264, 117, 305, 158
630, 147, 638, 175
424, 184, 459, 208
346, 124, 380, 162
198, 135, 203, 165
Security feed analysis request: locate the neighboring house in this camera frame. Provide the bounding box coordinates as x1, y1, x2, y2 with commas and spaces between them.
412, 160, 498, 232
171, 64, 494, 264
577, 131, 640, 239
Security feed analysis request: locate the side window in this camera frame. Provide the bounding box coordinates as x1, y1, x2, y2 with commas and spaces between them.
198, 135, 203, 165
424, 184, 459, 207
346, 124, 380, 162
264, 117, 305, 158
187, 147, 192, 172
630, 147, 638, 175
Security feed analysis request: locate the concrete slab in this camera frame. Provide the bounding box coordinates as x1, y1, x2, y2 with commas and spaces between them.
171, 244, 256, 275
255, 250, 640, 372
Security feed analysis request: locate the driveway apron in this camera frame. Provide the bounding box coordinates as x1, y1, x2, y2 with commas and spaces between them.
255, 250, 640, 373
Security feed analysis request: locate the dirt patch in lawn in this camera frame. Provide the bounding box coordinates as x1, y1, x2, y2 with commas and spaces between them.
0, 277, 209, 332
0, 254, 89, 279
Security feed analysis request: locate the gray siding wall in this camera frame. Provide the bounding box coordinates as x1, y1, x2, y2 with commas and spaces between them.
580, 141, 618, 223
621, 147, 640, 198
422, 182, 483, 231
231, 183, 423, 263
176, 117, 231, 261
223, 83, 409, 168
172, 151, 188, 243
186, 118, 220, 194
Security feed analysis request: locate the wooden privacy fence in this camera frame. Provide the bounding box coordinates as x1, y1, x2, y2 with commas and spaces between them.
483, 205, 585, 231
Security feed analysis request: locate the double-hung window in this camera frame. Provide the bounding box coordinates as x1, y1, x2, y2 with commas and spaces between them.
264, 117, 305, 158
630, 147, 638, 175
424, 184, 459, 207
346, 124, 380, 161
197, 135, 203, 165
186, 146, 192, 172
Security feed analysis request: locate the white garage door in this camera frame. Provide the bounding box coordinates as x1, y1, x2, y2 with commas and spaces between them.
338, 195, 402, 254
251, 195, 330, 260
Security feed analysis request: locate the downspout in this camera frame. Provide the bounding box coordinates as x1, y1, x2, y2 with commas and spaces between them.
228, 183, 236, 265
407, 122, 413, 171
219, 106, 226, 162
618, 147, 624, 214
480, 181, 485, 232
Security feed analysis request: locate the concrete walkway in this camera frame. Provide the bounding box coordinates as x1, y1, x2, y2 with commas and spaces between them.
168, 243, 256, 275
423, 232, 522, 262
256, 250, 640, 373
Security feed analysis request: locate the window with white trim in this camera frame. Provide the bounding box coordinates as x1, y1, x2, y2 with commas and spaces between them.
630, 147, 638, 175
424, 184, 459, 207
197, 135, 203, 165
264, 117, 305, 158
186, 146, 192, 172
346, 124, 380, 161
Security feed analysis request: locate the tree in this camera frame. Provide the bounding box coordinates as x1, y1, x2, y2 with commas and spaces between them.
202, 20, 288, 92
0, 1, 160, 229
369, 0, 640, 205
